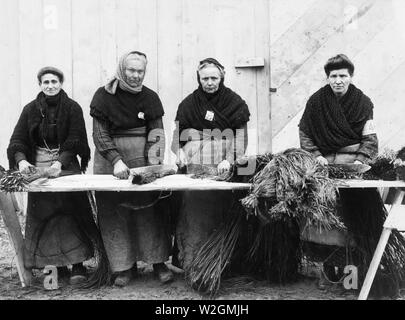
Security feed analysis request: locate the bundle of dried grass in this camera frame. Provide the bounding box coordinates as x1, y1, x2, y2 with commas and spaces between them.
186, 149, 341, 295
327, 166, 364, 179
363, 149, 397, 181
241, 148, 342, 230
0, 166, 66, 193
0, 170, 29, 192
131, 169, 176, 185
186, 198, 245, 297
394, 146, 405, 181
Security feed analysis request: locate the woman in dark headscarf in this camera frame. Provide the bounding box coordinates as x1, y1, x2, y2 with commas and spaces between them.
171, 58, 250, 271
7, 66, 96, 285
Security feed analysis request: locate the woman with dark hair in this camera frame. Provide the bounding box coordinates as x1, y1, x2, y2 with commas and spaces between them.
171, 58, 250, 271
299, 54, 378, 164
7, 66, 97, 285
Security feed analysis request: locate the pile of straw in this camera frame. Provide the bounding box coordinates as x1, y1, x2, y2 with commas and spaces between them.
186, 198, 245, 297
241, 148, 341, 230
187, 148, 342, 296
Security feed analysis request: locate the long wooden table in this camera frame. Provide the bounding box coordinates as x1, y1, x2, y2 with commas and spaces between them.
1, 174, 404, 299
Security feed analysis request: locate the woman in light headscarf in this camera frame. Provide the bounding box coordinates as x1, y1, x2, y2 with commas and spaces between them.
90, 51, 173, 287
171, 58, 250, 271
7, 66, 97, 285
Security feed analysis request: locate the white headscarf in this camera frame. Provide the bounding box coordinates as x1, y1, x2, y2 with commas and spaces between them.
105, 51, 147, 94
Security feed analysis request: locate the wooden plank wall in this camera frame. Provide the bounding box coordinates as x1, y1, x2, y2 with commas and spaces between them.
0, 0, 271, 171
271, 0, 405, 153
2, 0, 403, 171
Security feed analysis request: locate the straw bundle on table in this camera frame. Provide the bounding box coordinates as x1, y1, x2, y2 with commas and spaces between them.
131, 169, 176, 185
187, 148, 342, 296
241, 148, 341, 230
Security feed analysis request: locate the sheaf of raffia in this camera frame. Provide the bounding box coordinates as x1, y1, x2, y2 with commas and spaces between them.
245, 217, 302, 284
131, 169, 176, 185
186, 199, 245, 297
327, 166, 363, 179
0, 167, 61, 193
0, 170, 29, 192
363, 149, 397, 181
240, 148, 342, 230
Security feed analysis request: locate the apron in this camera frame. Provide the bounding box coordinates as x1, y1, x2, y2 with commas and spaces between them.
173, 134, 235, 270
94, 127, 171, 272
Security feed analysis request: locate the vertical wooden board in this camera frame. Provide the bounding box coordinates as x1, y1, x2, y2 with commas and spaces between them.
18, 0, 44, 106
181, 0, 216, 98
270, 0, 374, 88
0, 0, 21, 168
271, 0, 391, 136
367, 61, 405, 150
115, 0, 139, 55
137, 0, 158, 91
232, 0, 258, 155
254, 0, 271, 153
270, 0, 317, 45
42, 0, 73, 96
99, 0, 117, 84
211, 0, 236, 87
71, 0, 102, 173
354, 22, 405, 93
157, 0, 183, 164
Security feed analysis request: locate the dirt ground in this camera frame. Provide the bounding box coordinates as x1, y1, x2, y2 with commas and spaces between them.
0, 214, 397, 301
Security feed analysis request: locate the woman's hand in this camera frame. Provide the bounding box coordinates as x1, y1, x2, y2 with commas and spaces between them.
48, 161, 62, 178
316, 155, 329, 166
176, 149, 188, 168
113, 159, 130, 179
18, 160, 35, 174
217, 160, 231, 175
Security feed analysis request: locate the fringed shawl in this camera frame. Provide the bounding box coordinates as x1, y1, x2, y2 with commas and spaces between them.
7, 90, 90, 171
299, 84, 373, 155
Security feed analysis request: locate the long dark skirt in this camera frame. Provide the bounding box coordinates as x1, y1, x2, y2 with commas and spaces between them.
93, 134, 171, 273
173, 190, 234, 270
24, 192, 95, 268
24, 148, 95, 269
173, 138, 235, 270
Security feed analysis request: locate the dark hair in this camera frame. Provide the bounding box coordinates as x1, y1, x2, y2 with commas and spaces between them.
37, 66, 64, 83
324, 54, 354, 76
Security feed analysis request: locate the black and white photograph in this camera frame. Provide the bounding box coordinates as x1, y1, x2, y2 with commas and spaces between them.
1, 0, 405, 309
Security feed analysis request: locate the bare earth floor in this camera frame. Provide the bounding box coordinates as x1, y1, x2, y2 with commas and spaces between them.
0, 216, 398, 301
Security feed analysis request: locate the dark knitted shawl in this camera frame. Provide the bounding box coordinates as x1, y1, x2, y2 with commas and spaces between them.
175, 83, 250, 132
90, 85, 164, 129
7, 89, 90, 171
299, 84, 373, 155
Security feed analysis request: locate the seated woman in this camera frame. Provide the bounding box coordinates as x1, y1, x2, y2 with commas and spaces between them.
171, 58, 250, 271
7, 66, 98, 285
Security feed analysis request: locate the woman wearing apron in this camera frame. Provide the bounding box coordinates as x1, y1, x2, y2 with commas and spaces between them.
171, 58, 250, 272
90, 51, 172, 287
7, 66, 96, 285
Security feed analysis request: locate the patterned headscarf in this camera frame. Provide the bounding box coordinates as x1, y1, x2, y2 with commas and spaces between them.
105, 51, 147, 94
